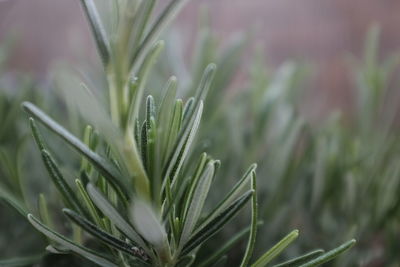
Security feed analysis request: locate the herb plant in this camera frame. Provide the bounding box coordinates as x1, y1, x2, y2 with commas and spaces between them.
0, 0, 357, 266
166, 22, 400, 265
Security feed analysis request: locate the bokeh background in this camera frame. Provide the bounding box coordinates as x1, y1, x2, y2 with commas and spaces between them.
1, 0, 400, 114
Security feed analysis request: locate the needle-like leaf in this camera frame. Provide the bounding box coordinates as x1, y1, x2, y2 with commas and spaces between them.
28, 214, 117, 267
163, 101, 203, 193
128, 0, 156, 62
298, 240, 356, 267
196, 164, 257, 232
75, 179, 103, 228
0, 186, 27, 216
127, 40, 164, 128
179, 162, 215, 248
252, 230, 299, 267
198, 224, 257, 267
38, 193, 54, 229
240, 171, 258, 267
63, 208, 149, 262
22, 102, 129, 199
272, 249, 325, 267
176, 254, 195, 267
130, 198, 167, 249
130, 0, 192, 75
182, 190, 254, 255
40, 149, 86, 215
79, 0, 111, 66
86, 183, 149, 252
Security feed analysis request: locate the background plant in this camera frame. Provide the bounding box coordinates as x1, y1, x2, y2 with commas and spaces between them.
0, 38, 49, 263
158, 20, 400, 266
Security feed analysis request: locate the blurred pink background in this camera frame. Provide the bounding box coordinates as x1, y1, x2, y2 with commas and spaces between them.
1, 0, 400, 114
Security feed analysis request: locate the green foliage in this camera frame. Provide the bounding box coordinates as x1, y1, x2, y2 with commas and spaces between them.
167, 21, 399, 265
0, 0, 359, 266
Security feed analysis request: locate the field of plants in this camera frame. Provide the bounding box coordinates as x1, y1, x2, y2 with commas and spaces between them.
0, 0, 399, 266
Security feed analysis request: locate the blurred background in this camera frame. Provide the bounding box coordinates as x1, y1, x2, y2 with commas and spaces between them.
1, 0, 400, 114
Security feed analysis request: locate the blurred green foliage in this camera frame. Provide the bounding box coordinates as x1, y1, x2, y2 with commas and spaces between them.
164, 23, 399, 266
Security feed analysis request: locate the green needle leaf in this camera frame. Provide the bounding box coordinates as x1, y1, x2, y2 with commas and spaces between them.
22, 102, 129, 199
182, 64, 216, 128
75, 179, 103, 228
298, 240, 356, 267
196, 164, 257, 232
163, 101, 203, 193
86, 183, 149, 253
163, 99, 183, 165
28, 214, 117, 267
127, 40, 164, 129
176, 254, 195, 267
179, 162, 215, 248
29, 117, 45, 151
273, 249, 325, 267
252, 230, 299, 267
240, 170, 258, 267
198, 224, 258, 267
130, 198, 167, 249
63, 208, 149, 262
40, 149, 86, 215
182, 190, 254, 255
158, 77, 178, 162
79, 0, 111, 66
0, 187, 27, 216
38, 193, 54, 229
130, 0, 192, 75
128, 0, 156, 63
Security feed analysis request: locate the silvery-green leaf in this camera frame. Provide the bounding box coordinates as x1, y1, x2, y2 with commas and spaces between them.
163, 101, 203, 192
182, 64, 216, 128
79, 0, 111, 66
46, 245, 69, 254
163, 99, 183, 164
0, 186, 27, 216
127, 41, 164, 128
158, 77, 178, 162
182, 190, 254, 255
40, 149, 86, 216
198, 225, 255, 267
272, 249, 325, 267
240, 170, 258, 267
179, 162, 215, 248
86, 183, 149, 253
38, 193, 54, 230
196, 164, 257, 232
130, 0, 192, 75
252, 230, 299, 267
130, 198, 167, 248
22, 102, 129, 199
75, 179, 103, 228
298, 240, 356, 267
128, 0, 156, 64
63, 208, 149, 263
176, 254, 195, 267
28, 214, 117, 267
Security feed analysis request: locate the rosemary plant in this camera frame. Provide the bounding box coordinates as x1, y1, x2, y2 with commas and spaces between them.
162, 22, 400, 266
0, 0, 357, 266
